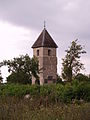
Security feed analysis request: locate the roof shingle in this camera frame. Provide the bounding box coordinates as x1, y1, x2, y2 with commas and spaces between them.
32, 28, 58, 48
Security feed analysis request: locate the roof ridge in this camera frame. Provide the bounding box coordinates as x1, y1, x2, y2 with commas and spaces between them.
42, 28, 46, 46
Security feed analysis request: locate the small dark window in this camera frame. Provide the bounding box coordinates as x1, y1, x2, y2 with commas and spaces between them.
44, 79, 48, 83
48, 76, 53, 80
48, 49, 51, 56
37, 50, 39, 56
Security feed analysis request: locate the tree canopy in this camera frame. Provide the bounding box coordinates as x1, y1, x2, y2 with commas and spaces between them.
61, 39, 86, 81
1, 54, 39, 84
74, 73, 90, 83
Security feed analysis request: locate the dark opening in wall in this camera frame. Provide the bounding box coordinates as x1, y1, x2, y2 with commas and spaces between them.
37, 50, 39, 56
48, 76, 53, 80
48, 49, 51, 56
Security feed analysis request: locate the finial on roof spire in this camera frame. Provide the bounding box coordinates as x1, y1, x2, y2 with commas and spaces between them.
44, 21, 46, 28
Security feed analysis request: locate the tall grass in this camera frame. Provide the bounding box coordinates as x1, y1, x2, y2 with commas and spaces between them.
0, 96, 90, 120
0, 82, 90, 119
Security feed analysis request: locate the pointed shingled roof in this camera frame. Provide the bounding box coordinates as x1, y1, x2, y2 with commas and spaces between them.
32, 28, 58, 48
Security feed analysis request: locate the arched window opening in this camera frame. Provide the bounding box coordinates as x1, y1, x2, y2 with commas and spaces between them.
37, 50, 39, 56
48, 49, 51, 56
48, 76, 53, 80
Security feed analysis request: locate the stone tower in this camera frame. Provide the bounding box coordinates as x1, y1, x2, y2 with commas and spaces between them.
32, 27, 58, 85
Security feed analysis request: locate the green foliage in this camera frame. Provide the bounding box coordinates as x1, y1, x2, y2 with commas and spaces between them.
1, 54, 39, 84
7, 71, 31, 84
56, 75, 63, 84
0, 83, 90, 119
0, 81, 90, 103
74, 73, 90, 82
31, 57, 39, 79
76, 83, 90, 101
61, 84, 74, 103
0, 84, 40, 97
62, 39, 86, 81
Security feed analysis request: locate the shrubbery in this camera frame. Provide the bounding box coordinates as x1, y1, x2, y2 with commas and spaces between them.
0, 82, 90, 103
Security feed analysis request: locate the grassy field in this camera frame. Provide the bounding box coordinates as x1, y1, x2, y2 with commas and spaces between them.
0, 83, 90, 120
0, 96, 90, 120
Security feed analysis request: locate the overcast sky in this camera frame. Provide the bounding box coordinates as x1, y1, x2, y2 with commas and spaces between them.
0, 0, 90, 80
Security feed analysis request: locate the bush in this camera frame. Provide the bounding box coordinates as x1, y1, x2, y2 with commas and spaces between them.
74, 73, 90, 83
0, 82, 90, 103
76, 83, 90, 101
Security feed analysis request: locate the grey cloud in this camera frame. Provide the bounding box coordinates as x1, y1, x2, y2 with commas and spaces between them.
0, 0, 60, 30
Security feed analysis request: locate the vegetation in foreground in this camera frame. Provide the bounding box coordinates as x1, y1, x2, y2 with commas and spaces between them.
0, 96, 90, 120
0, 80, 90, 119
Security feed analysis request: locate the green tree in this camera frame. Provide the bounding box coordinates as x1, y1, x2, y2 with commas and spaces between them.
7, 71, 30, 84
62, 39, 86, 81
3, 54, 39, 84
74, 73, 90, 83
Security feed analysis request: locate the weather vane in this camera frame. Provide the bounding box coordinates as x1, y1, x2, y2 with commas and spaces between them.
44, 21, 46, 28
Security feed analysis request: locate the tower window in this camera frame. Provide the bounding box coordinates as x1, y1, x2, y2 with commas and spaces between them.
48, 76, 53, 80
48, 49, 51, 56
37, 50, 39, 56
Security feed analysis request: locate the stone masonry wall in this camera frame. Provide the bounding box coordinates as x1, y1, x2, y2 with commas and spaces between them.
32, 47, 57, 84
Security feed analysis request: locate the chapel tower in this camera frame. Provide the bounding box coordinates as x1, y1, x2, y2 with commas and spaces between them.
32, 26, 58, 85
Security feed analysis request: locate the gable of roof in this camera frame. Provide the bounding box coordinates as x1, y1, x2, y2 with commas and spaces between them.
32, 28, 58, 48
